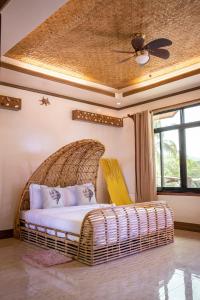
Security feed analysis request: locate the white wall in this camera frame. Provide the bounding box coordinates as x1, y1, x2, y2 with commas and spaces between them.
1, 78, 200, 230
118, 89, 200, 225
2, 0, 67, 54
159, 195, 200, 224
0, 84, 132, 230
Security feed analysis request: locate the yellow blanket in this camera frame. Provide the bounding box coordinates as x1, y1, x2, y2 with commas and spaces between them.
100, 158, 133, 205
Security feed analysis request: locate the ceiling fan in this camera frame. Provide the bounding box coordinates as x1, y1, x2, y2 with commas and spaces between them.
113, 33, 172, 65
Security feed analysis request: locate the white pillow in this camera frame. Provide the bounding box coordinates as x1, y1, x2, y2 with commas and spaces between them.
62, 186, 77, 206
29, 184, 44, 209
41, 186, 65, 209
29, 184, 61, 209
61, 183, 94, 207
76, 183, 96, 205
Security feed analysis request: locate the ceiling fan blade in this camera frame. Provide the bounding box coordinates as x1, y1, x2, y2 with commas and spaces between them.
149, 48, 170, 59
131, 36, 145, 51
144, 38, 172, 50
118, 56, 134, 64
112, 50, 135, 54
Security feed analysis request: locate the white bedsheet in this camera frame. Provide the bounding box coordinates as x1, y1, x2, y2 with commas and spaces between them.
21, 204, 173, 245
21, 204, 112, 241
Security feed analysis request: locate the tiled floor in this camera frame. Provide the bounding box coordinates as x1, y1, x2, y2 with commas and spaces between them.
0, 230, 199, 300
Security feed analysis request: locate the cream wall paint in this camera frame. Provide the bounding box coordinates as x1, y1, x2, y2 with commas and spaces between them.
1, 65, 116, 106
2, 0, 67, 54
118, 89, 200, 225
0, 85, 134, 230
0, 80, 199, 229
159, 195, 200, 224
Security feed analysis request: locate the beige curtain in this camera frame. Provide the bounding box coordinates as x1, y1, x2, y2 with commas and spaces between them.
131, 110, 157, 203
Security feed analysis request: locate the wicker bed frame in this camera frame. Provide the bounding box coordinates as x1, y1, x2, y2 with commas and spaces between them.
15, 139, 174, 265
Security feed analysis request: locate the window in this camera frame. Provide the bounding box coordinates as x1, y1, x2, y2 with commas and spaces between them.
153, 103, 200, 193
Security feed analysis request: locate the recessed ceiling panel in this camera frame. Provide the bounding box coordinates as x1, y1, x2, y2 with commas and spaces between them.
5, 0, 200, 88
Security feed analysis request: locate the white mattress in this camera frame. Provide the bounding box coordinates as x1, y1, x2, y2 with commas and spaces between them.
21, 204, 173, 245
21, 204, 112, 241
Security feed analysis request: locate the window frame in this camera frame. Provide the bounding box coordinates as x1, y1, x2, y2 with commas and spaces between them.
154, 103, 200, 194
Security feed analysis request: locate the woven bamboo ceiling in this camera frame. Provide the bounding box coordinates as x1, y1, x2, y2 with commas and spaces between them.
5, 0, 200, 89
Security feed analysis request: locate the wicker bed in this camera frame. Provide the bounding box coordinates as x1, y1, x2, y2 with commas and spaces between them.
15, 139, 174, 265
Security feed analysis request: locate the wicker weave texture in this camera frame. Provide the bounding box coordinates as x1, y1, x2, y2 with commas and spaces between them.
19, 202, 174, 265
78, 202, 174, 265
6, 0, 200, 88
15, 139, 105, 236
16, 139, 174, 265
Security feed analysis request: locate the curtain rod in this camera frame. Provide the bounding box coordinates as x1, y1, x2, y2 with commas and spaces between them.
122, 97, 200, 119
122, 114, 133, 119
151, 97, 200, 114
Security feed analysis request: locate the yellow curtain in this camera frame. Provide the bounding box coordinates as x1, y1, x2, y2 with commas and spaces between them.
100, 159, 133, 206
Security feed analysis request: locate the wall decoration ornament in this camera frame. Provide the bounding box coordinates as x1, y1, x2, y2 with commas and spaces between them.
39, 96, 51, 106
72, 110, 123, 127
0, 95, 21, 111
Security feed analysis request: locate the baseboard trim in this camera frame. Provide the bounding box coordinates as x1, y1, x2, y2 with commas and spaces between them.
0, 229, 13, 239
174, 221, 200, 233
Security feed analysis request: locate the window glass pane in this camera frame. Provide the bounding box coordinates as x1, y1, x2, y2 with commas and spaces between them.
185, 127, 200, 188
184, 105, 200, 123
154, 133, 161, 187
154, 110, 180, 129
162, 130, 181, 187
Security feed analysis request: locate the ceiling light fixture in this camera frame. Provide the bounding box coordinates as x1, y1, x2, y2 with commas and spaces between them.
135, 50, 150, 65
115, 93, 123, 106
113, 33, 171, 66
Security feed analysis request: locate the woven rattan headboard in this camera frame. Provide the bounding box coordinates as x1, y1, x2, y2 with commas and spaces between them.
15, 139, 105, 235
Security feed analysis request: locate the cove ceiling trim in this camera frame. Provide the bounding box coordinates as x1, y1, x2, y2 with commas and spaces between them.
3, 0, 200, 88
1, 0, 200, 104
